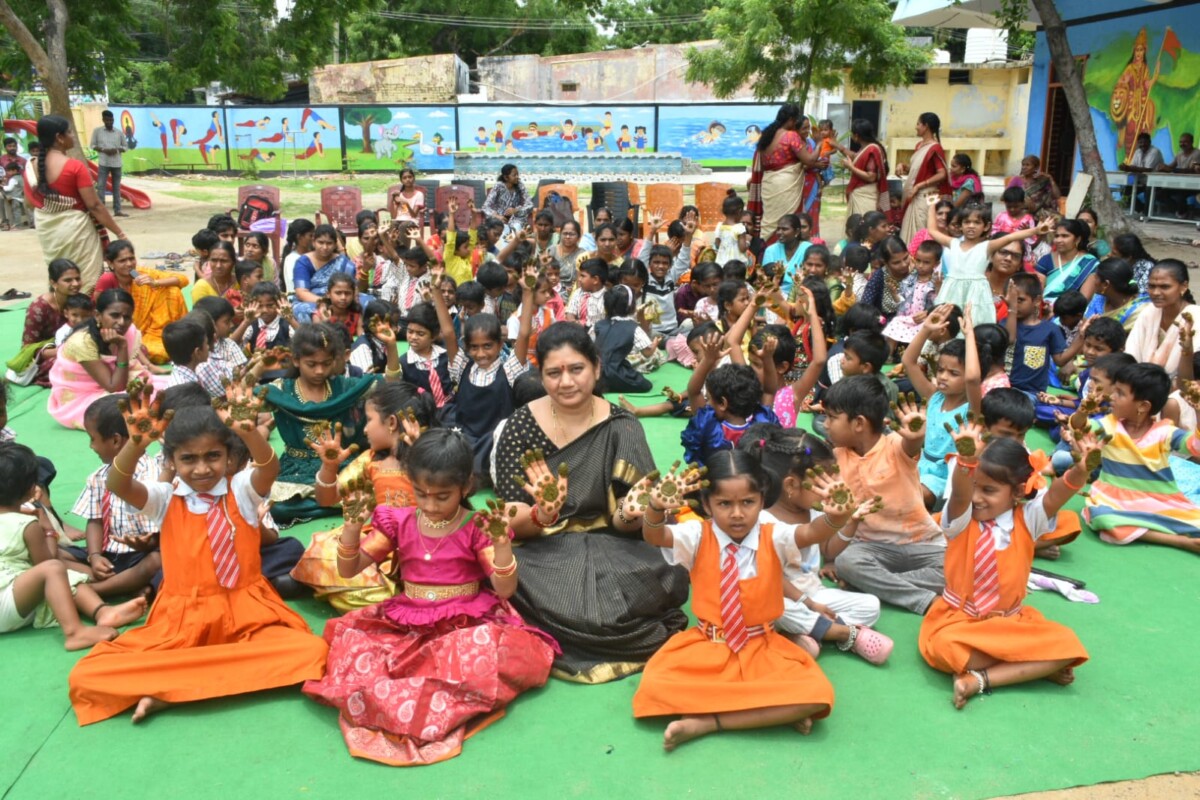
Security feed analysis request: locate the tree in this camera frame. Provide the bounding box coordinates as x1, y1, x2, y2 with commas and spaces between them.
685, 0, 931, 106
600, 0, 716, 50
344, 107, 392, 153
994, 0, 1132, 234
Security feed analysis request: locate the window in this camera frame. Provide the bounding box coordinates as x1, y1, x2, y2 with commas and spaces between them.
560, 81, 578, 93
912, 71, 928, 85
949, 70, 971, 85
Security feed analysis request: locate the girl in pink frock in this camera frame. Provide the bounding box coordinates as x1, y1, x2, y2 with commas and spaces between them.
303, 429, 562, 767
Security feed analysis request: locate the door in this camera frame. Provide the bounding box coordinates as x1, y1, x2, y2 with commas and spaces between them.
850, 100, 882, 149
1041, 57, 1086, 193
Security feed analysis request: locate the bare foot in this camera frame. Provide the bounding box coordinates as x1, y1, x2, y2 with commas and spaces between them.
663, 715, 718, 751
1035, 544, 1061, 561
1045, 666, 1075, 686
792, 717, 813, 735
132, 696, 171, 724
953, 673, 981, 710
63, 626, 119, 651
95, 597, 147, 628
618, 395, 636, 413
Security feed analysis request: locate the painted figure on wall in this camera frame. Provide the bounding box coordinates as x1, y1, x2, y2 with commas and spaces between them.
1109, 27, 1169, 161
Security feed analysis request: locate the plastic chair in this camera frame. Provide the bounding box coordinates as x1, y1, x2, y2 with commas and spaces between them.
314, 186, 364, 237
435, 185, 477, 232
536, 183, 583, 228
694, 182, 732, 232
229, 184, 283, 263
589, 181, 638, 232
451, 179, 487, 211
642, 183, 685, 239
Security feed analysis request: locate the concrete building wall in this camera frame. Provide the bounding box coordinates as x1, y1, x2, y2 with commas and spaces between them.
310, 54, 469, 104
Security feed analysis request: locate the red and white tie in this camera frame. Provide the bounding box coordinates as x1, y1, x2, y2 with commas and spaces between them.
404, 279, 417, 310
197, 493, 240, 589
426, 359, 447, 407
254, 322, 270, 351
100, 488, 114, 553
719, 542, 749, 652
973, 520, 1001, 616
578, 296, 589, 326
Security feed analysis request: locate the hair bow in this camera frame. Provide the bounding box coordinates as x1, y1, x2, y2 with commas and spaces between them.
1025, 451, 1050, 495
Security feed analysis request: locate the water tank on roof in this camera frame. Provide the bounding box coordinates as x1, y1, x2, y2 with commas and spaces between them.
964, 28, 1008, 64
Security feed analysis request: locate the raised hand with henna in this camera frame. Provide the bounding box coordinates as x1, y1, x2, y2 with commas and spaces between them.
946, 411, 988, 458
117, 378, 172, 448
475, 498, 519, 543
647, 461, 707, 512
621, 470, 661, 519
307, 422, 360, 467
214, 375, 269, 433
518, 448, 569, 522
889, 392, 927, 439
339, 475, 375, 526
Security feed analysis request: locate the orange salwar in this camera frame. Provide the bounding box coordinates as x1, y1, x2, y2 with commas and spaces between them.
68, 493, 328, 725
919, 510, 1088, 675
633, 522, 834, 718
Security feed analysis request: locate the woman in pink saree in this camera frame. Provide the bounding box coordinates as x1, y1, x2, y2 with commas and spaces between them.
47, 288, 166, 430
748, 104, 828, 244
897, 112, 950, 244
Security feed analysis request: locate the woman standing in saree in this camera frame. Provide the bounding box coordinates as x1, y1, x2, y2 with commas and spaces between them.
747, 104, 828, 244
494, 322, 690, 684
897, 112, 950, 244
25, 115, 129, 293
834, 119, 890, 217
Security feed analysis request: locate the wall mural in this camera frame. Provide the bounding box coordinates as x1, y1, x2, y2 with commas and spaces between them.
225, 106, 343, 172
110, 106, 231, 170
1081, 23, 1195, 168
341, 106, 455, 172
657, 104, 783, 168
455, 105, 656, 155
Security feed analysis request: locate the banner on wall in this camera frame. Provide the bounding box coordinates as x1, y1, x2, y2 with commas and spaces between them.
341, 106, 455, 172
225, 106, 343, 172
657, 104, 782, 167
111, 106, 230, 171
456, 105, 656, 155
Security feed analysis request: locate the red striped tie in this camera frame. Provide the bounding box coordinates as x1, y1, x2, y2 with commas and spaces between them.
254, 322, 269, 351
973, 520, 1001, 616
404, 279, 417, 309
719, 542, 749, 652
197, 493, 240, 588
578, 295, 589, 326
426, 359, 447, 407
100, 488, 113, 552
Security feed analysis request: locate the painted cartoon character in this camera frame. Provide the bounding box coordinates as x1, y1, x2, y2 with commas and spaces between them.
432, 132, 450, 155
192, 111, 223, 146
634, 125, 648, 151
693, 121, 727, 144
297, 132, 324, 160
374, 125, 400, 160
1110, 27, 1161, 161
301, 108, 335, 132
512, 122, 556, 140
475, 126, 489, 149
170, 118, 187, 146
560, 119, 578, 141
616, 125, 632, 152
259, 118, 290, 144
743, 125, 762, 146
150, 113, 169, 159
600, 111, 614, 140
239, 149, 276, 164
198, 142, 222, 165
493, 120, 505, 149
583, 128, 602, 151
237, 116, 271, 129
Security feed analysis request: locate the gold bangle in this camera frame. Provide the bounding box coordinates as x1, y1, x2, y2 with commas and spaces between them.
643, 510, 667, 528
109, 461, 133, 477
384, 367, 402, 378
251, 451, 277, 468
493, 558, 518, 578
821, 514, 846, 532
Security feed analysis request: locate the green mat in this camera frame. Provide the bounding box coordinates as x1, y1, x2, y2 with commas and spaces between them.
1, 300, 1197, 800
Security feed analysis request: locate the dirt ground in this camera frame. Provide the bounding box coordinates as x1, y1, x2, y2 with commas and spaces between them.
0, 175, 1197, 799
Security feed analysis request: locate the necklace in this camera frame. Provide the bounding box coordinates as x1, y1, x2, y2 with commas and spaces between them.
417, 509, 462, 560
294, 379, 332, 404
551, 398, 595, 445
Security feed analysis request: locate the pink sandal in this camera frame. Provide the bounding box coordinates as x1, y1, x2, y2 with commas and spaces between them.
788, 633, 822, 658
844, 625, 893, 665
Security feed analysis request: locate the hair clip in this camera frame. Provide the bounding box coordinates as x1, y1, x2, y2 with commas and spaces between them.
758, 439, 766, 447
803, 446, 812, 456
417, 387, 426, 393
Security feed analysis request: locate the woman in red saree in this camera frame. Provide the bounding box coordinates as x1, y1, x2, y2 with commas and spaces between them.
897, 112, 950, 244
748, 104, 828, 244
834, 119, 890, 217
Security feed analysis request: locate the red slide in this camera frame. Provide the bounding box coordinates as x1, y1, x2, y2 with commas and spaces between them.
3, 118, 153, 210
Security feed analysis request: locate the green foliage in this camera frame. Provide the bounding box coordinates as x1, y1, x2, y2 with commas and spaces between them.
343, 107, 392, 152
0, 0, 136, 94
600, 0, 716, 50
684, 0, 931, 104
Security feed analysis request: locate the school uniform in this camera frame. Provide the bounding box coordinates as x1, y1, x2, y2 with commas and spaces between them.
449, 350, 526, 480
65, 459, 159, 576
399, 346, 454, 413
243, 317, 292, 382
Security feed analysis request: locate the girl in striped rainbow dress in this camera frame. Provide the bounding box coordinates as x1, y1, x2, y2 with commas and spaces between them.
1080, 362, 1200, 554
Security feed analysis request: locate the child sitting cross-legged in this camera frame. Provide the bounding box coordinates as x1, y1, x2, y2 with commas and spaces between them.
920, 417, 1096, 709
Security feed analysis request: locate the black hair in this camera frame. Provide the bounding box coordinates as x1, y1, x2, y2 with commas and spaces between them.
577, 257, 610, 283
354, 209, 378, 230
801, 276, 835, 336
48, 258, 81, 283
244, 231, 270, 256
103, 239, 134, 263
1052, 289, 1087, 318
691, 261, 723, 285
1090, 352, 1137, 379
35, 115, 70, 196
839, 302, 884, 336
1083, 316, 1127, 353
843, 213, 864, 239
312, 223, 339, 243
824, 374, 888, 432
455, 280, 486, 307
84, 289, 135, 352
2, 136, 14, 147
648, 244, 673, 265
369, 381, 438, 460
721, 260, 747, 282
404, 301, 440, 337
603, 284, 637, 318
857, 211, 889, 240
235, 259, 261, 285
1001, 186, 1026, 205
83, 394, 129, 440
978, 437, 1036, 499
1114, 362, 1171, 415
842, 244, 872, 275
512, 371, 547, 406
706, 363, 762, 417
917, 111, 941, 142
207, 214, 237, 234
400, 247, 430, 268
803, 244, 831, 272
751, 324, 797, 368
158, 382, 212, 414
738, 425, 834, 507
463, 312, 502, 346
364, 297, 400, 327
1111, 233, 1152, 264
438, 274, 458, 290
250, 281, 283, 302
915, 239, 944, 262
536, 321, 600, 369
702, 449, 771, 504
716, 279, 747, 319
405, 428, 475, 495
191, 228, 220, 253
756, 103, 805, 154
1094, 257, 1137, 297
328, 323, 353, 353
324, 272, 363, 314
939, 337, 967, 368
686, 321, 721, 346
193, 295, 236, 326
1057, 218, 1090, 252
292, 322, 342, 360
161, 406, 233, 461
1149, 259, 1194, 303
476, 261, 509, 292
1010, 272, 1043, 299
974, 323, 1009, 377
981, 387, 1035, 432
721, 194, 745, 216
666, 220, 686, 240
0, 442, 39, 507
619, 258, 649, 286
613, 217, 637, 239
843, 330, 888, 374
163, 318, 208, 366
184, 309, 216, 346
65, 293, 94, 313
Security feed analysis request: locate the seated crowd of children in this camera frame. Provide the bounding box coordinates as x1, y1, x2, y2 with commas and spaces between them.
2, 174, 1199, 763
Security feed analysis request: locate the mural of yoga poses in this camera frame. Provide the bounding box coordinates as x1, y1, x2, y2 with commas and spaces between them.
226, 107, 344, 172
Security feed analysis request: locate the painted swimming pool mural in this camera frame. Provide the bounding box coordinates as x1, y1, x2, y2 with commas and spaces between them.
342, 106, 456, 172
657, 104, 784, 168
455, 106, 656, 155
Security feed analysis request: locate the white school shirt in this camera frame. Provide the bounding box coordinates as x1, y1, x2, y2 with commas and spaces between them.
241, 316, 282, 345
941, 492, 1055, 549
54, 322, 73, 349
566, 288, 606, 327
760, 509, 823, 597
593, 315, 653, 350
662, 518, 806, 579
71, 457, 160, 554
137, 469, 264, 530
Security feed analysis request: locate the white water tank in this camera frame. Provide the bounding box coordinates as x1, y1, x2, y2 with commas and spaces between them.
964, 28, 1008, 64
